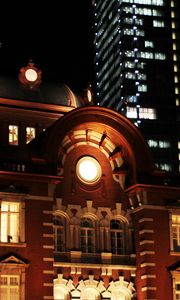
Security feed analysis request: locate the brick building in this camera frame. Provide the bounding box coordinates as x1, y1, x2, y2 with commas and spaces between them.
0, 62, 179, 299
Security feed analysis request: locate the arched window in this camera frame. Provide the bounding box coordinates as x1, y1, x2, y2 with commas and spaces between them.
53, 216, 66, 252
110, 219, 125, 254
81, 287, 100, 300
80, 218, 95, 253
54, 286, 70, 300
111, 288, 131, 300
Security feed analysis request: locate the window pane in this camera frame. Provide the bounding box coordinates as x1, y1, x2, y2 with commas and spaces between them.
26, 127, 36, 144
0, 202, 19, 243
9, 125, 19, 145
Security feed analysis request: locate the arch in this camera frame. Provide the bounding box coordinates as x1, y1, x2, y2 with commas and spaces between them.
54, 275, 76, 300
34, 106, 154, 188
103, 277, 135, 300
81, 286, 101, 300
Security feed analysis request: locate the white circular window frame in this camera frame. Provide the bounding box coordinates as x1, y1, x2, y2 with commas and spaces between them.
76, 156, 102, 185
25, 68, 38, 82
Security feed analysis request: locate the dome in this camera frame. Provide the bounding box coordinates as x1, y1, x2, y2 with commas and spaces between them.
0, 75, 82, 108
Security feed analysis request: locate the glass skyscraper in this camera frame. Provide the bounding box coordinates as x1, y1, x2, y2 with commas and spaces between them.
93, 0, 180, 173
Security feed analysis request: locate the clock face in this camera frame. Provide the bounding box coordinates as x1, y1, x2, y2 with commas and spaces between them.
76, 156, 102, 184
25, 68, 38, 82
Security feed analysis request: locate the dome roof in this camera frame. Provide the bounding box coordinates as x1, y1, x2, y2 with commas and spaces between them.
0, 75, 82, 108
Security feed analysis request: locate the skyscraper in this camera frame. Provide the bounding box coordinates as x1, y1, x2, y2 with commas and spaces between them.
93, 0, 180, 173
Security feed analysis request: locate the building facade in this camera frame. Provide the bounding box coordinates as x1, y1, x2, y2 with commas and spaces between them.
0, 63, 179, 299
92, 0, 180, 173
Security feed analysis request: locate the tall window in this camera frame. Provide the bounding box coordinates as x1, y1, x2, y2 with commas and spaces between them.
175, 281, 180, 300
9, 125, 18, 145
80, 218, 94, 253
26, 127, 35, 144
0, 202, 19, 243
0, 275, 20, 300
53, 216, 65, 252
172, 215, 180, 252
110, 219, 125, 254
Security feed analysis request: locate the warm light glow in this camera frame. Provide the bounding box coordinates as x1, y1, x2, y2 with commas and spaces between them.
76, 156, 102, 184
25, 68, 38, 82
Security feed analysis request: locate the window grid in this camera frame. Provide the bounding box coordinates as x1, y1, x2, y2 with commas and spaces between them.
9, 125, 19, 145
110, 220, 125, 254
0, 275, 20, 300
53, 216, 65, 252
0, 202, 20, 243
80, 218, 95, 253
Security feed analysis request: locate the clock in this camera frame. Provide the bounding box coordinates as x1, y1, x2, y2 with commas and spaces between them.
76, 156, 102, 185
18, 60, 42, 88
25, 68, 38, 82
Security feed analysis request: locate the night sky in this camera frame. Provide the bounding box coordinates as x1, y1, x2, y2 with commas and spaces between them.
0, 1, 94, 94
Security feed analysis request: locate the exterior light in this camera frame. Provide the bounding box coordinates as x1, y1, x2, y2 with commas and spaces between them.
76, 156, 102, 185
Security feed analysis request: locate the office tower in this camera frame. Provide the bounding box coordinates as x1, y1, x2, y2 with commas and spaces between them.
93, 0, 180, 173
0, 62, 179, 299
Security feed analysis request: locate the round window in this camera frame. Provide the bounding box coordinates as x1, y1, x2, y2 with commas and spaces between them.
76, 156, 102, 185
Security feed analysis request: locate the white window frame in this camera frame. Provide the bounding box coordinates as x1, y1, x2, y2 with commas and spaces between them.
0, 195, 25, 245
169, 210, 180, 254
80, 218, 95, 253
26, 127, 36, 144
9, 125, 19, 145
0, 275, 20, 299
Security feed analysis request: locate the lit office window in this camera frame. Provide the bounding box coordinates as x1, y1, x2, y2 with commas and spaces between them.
125, 51, 135, 58
148, 140, 158, 147
171, 11, 175, 18
135, 18, 143, 25
135, 29, 145, 36
172, 21, 176, 29
174, 76, 178, 83
137, 73, 146, 80
148, 140, 170, 148
126, 107, 138, 118
159, 163, 172, 171
0, 275, 20, 300
173, 44, 177, 50
125, 72, 136, 79
138, 84, 147, 92
155, 53, 166, 60
171, 215, 180, 252
159, 140, 171, 148
139, 108, 157, 119
126, 95, 137, 103
174, 65, 178, 72
175, 87, 179, 94
0, 202, 20, 243
178, 142, 180, 149
137, 52, 153, 59
172, 33, 176, 40
153, 20, 165, 27
9, 125, 19, 145
26, 127, 36, 144
124, 18, 133, 25
125, 61, 135, 69
123, 28, 134, 35
145, 41, 154, 48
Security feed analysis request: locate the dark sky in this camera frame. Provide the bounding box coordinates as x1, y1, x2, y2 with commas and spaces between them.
0, 2, 94, 94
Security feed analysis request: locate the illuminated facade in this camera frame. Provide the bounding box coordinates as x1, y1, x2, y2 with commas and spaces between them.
0, 64, 179, 299
92, 0, 180, 173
